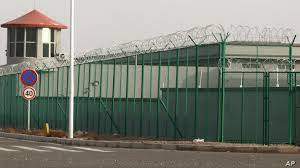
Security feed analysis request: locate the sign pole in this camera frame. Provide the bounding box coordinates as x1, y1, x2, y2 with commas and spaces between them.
69, 0, 75, 139
20, 70, 38, 132
27, 100, 31, 131
22, 86, 36, 130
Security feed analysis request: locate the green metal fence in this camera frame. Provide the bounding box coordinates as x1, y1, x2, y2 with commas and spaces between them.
0, 42, 299, 145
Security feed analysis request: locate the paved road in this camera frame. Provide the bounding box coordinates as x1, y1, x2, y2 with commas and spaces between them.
0, 137, 299, 168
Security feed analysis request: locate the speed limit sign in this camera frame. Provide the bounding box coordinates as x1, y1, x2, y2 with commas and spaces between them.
22, 86, 36, 100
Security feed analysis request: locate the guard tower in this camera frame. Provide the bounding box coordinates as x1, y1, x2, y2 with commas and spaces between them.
1, 10, 67, 65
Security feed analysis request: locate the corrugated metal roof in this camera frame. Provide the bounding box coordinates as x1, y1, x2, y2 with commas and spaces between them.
1, 10, 67, 29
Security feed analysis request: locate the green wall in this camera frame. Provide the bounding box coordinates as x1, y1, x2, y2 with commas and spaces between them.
0, 73, 299, 144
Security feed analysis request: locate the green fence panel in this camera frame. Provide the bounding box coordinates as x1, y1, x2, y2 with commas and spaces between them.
1, 42, 300, 145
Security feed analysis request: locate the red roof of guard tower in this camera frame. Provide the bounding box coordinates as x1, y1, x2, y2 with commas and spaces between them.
1, 10, 67, 29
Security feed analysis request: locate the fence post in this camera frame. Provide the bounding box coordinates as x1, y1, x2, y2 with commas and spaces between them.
149, 53, 153, 137
215, 32, 229, 142
51, 68, 56, 129
15, 74, 18, 128
133, 55, 137, 135
118, 60, 123, 131
87, 63, 92, 132
65, 66, 70, 131
288, 36, 296, 144
218, 40, 226, 142
104, 61, 109, 133
98, 61, 103, 134
241, 72, 245, 143
125, 57, 129, 136
184, 48, 189, 138
205, 52, 210, 140
194, 45, 199, 138
0, 76, 3, 128
255, 45, 260, 144
166, 51, 170, 136
263, 72, 270, 145
175, 49, 180, 139
140, 54, 145, 137
46, 69, 50, 123
111, 59, 116, 134
81, 64, 86, 130
1, 76, 5, 128
4, 76, 6, 127
93, 63, 97, 131
75, 65, 81, 131
156, 52, 162, 138
58, 68, 64, 130
55, 67, 60, 129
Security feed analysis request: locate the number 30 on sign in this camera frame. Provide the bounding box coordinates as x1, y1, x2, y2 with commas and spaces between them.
22, 86, 36, 101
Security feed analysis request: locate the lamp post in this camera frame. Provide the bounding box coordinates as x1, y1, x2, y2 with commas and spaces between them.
69, 0, 75, 139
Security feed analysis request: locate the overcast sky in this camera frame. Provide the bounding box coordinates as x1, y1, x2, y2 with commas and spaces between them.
0, 0, 299, 65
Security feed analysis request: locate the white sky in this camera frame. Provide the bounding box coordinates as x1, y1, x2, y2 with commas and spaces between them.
0, 0, 299, 65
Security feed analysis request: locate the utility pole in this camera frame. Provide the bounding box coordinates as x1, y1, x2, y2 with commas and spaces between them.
69, 0, 75, 138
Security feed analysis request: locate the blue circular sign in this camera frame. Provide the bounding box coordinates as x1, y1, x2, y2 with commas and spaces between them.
21, 69, 38, 86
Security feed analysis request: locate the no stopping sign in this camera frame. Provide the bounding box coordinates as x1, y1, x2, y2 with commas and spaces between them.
22, 86, 36, 100
20, 69, 39, 86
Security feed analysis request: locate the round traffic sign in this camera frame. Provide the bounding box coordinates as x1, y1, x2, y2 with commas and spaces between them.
21, 69, 39, 86
22, 86, 36, 100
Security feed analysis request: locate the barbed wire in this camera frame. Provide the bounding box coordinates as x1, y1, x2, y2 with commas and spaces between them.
224, 58, 294, 72
0, 24, 296, 76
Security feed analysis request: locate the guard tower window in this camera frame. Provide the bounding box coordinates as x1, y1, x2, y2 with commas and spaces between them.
16, 43, 24, 57
9, 43, 15, 57
42, 28, 56, 57
26, 28, 37, 42
9, 29, 15, 57
26, 43, 37, 57
50, 29, 55, 57
9, 28, 37, 57
43, 44, 49, 57
51, 29, 54, 42
9, 29, 15, 42
16, 28, 24, 41
16, 28, 25, 57
26, 28, 37, 57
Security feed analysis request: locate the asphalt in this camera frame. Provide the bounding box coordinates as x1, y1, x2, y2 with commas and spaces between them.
0, 137, 299, 168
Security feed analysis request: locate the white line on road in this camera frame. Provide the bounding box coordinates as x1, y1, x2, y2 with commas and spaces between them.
12, 146, 50, 152
0, 147, 19, 152
72, 147, 114, 152
39, 146, 82, 152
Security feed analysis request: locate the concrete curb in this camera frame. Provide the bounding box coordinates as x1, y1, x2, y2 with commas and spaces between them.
0, 132, 299, 154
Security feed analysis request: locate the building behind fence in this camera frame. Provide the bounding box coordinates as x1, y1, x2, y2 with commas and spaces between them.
0, 25, 299, 145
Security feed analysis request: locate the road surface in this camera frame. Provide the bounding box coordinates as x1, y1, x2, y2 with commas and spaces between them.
0, 137, 298, 168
